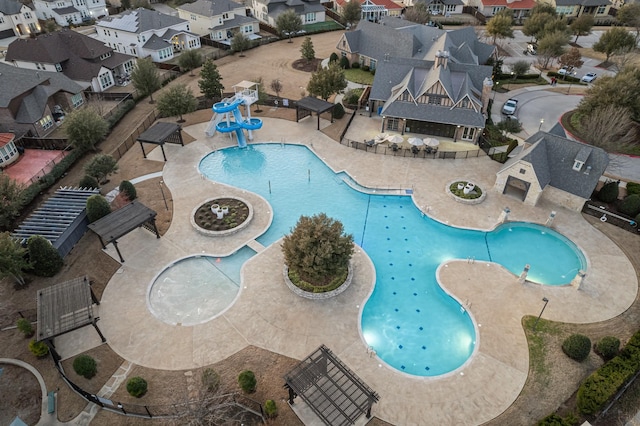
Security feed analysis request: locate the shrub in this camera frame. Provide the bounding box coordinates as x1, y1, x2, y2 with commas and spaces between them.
79, 175, 99, 189
333, 103, 345, 119
238, 370, 256, 393
119, 180, 137, 201
73, 354, 97, 379
619, 194, 640, 217
339, 56, 350, 69
329, 52, 339, 63
282, 213, 354, 287
626, 182, 640, 196
636, 212, 640, 226
343, 88, 363, 106
370, 68, 376, 75
202, 368, 221, 392
17, 318, 34, 337
27, 235, 63, 277
597, 181, 619, 203
86, 194, 111, 223
126, 377, 148, 397
264, 399, 278, 418
362, 65, 370, 72
536, 413, 573, 425
596, 336, 620, 361
562, 334, 591, 362
351, 62, 360, 69
29, 340, 49, 357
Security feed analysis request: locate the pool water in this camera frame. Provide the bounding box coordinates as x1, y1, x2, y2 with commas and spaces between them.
198, 144, 586, 376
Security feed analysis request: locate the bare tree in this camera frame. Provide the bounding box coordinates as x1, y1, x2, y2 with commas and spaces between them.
270, 79, 283, 99
580, 105, 639, 157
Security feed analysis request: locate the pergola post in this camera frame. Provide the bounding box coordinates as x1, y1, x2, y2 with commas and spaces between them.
92, 319, 106, 343
160, 145, 167, 162
112, 240, 125, 263
139, 141, 147, 159
177, 127, 184, 146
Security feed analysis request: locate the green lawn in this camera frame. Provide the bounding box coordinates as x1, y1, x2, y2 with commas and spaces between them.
343, 68, 375, 85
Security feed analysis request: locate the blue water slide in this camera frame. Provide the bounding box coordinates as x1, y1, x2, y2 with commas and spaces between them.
213, 98, 243, 113
241, 117, 263, 130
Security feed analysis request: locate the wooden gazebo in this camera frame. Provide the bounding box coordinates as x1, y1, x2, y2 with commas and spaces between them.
88, 201, 159, 262
137, 122, 184, 161
296, 97, 336, 130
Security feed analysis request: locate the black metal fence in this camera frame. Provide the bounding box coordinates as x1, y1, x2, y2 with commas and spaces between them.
340, 137, 483, 160
478, 136, 509, 163
582, 200, 639, 234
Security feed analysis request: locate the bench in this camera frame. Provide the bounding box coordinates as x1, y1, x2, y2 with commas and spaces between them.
48, 391, 56, 414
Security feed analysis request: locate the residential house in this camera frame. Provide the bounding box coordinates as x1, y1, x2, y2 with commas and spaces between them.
338, 19, 495, 142
476, 0, 535, 21
31, 0, 109, 27
0, 62, 86, 138
494, 131, 609, 210
544, 0, 616, 24
335, 0, 403, 23
251, 0, 325, 28
177, 0, 260, 43
0, 0, 40, 40
5, 29, 137, 92
419, 0, 464, 16
95, 8, 201, 62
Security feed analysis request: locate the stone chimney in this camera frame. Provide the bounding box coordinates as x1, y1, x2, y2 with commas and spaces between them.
434, 50, 449, 68
481, 77, 493, 114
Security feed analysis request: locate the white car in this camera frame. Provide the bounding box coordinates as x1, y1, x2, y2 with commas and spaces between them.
581, 72, 597, 83
558, 66, 573, 76
502, 98, 518, 115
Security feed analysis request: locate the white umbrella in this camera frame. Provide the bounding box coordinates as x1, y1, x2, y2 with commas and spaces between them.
375, 132, 389, 141
408, 137, 424, 146
424, 137, 440, 147
386, 135, 404, 144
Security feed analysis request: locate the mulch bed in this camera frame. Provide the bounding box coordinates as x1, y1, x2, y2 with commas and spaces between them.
291, 58, 322, 72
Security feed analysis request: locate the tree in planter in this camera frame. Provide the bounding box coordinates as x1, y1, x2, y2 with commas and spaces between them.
231, 32, 251, 56
84, 154, 119, 185
276, 9, 302, 43
17, 318, 34, 338
496, 117, 523, 136
270, 79, 283, 100
27, 235, 63, 277
0, 232, 31, 286
238, 370, 256, 393
300, 36, 315, 62
157, 84, 198, 122
307, 62, 348, 101
126, 376, 148, 397
131, 57, 161, 103
86, 194, 111, 223
198, 59, 224, 101
282, 213, 354, 286
73, 354, 97, 379
63, 108, 109, 152
178, 49, 203, 76
619, 194, 640, 217
535, 30, 569, 70
509, 60, 530, 78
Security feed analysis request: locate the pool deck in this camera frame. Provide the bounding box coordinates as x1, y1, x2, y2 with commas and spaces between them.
63, 115, 637, 426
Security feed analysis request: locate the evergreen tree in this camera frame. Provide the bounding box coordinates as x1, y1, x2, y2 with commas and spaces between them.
0, 174, 24, 230
486, 11, 514, 45
0, 232, 31, 286
570, 14, 594, 44
593, 27, 637, 62
342, 0, 361, 27
63, 108, 109, 152
178, 49, 203, 76
300, 37, 315, 62
231, 32, 251, 56
131, 57, 161, 103
27, 235, 63, 277
198, 59, 224, 100
84, 154, 119, 184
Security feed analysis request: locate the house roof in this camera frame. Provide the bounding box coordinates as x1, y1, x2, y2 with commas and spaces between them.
341, 0, 404, 10
0, 62, 83, 114
178, 0, 244, 16
214, 13, 258, 30
501, 132, 609, 199
480, 0, 535, 9
52, 5, 80, 14
555, 0, 610, 6
143, 33, 171, 50
0, 133, 14, 148
0, 0, 25, 15
97, 8, 188, 33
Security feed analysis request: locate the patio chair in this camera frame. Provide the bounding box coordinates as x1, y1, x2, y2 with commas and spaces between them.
366, 139, 375, 147
391, 143, 399, 152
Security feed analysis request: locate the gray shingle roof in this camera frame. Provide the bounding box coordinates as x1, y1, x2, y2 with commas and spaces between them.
0, 62, 83, 123
143, 33, 171, 50
555, 0, 610, 6
502, 132, 609, 198
214, 14, 258, 30
178, 0, 243, 16
52, 6, 79, 14
97, 8, 188, 33
0, 0, 24, 15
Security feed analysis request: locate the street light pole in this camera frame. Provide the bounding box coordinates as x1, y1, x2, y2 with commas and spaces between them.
567, 72, 576, 95
533, 297, 549, 332
538, 119, 544, 131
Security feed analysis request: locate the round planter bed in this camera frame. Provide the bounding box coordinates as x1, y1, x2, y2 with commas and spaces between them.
283, 263, 354, 300
191, 197, 253, 236
446, 180, 486, 205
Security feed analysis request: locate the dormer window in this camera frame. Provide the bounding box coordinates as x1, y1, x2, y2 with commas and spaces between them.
573, 160, 584, 171
55, 63, 62, 72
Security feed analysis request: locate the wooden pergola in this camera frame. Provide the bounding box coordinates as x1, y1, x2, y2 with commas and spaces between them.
137, 122, 184, 161
296, 97, 336, 130
88, 201, 159, 262
284, 345, 379, 426
37, 276, 104, 359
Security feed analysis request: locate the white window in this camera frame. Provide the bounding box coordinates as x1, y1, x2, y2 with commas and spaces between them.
71, 93, 83, 108
40, 115, 54, 130
0, 16, 4, 23
243, 25, 253, 34
492, 6, 505, 14
222, 12, 229, 19
191, 14, 197, 20
99, 72, 112, 89
573, 160, 584, 171
597, 5, 606, 14
24, 12, 32, 19
445, 4, 455, 12
124, 60, 134, 72
305, 12, 316, 22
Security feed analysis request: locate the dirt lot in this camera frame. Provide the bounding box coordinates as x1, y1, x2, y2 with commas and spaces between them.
2, 28, 640, 426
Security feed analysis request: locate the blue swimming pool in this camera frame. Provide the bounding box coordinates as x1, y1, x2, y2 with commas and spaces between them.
199, 144, 586, 377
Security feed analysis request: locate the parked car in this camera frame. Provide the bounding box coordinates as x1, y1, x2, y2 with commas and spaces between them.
558, 66, 574, 76
581, 72, 597, 83
526, 43, 537, 55
502, 98, 518, 115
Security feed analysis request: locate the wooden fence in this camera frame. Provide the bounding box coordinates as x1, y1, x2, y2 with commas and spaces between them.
109, 110, 159, 161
